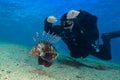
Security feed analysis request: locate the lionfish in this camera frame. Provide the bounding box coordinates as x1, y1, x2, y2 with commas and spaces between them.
30, 31, 61, 67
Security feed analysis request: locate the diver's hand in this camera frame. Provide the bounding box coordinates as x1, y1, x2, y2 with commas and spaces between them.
67, 10, 80, 19
47, 16, 57, 23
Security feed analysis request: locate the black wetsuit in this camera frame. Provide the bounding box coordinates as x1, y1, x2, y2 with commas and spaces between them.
44, 10, 112, 60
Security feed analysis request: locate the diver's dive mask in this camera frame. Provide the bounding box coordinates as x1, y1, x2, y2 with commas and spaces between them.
62, 19, 74, 30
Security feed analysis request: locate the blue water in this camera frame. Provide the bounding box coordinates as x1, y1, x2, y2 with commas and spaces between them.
0, 0, 120, 64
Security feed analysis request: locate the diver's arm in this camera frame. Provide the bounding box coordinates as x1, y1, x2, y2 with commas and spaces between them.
44, 18, 53, 33
44, 16, 62, 35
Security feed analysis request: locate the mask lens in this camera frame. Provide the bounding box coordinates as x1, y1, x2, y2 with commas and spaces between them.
63, 20, 73, 27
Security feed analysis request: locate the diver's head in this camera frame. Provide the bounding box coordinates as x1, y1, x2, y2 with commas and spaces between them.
62, 19, 74, 30
61, 13, 74, 30
61, 10, 80, 30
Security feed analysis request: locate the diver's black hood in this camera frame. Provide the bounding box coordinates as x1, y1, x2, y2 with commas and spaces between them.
60, 13, 75, 28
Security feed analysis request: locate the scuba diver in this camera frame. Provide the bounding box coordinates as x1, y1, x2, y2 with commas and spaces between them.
44, 9, 120, 60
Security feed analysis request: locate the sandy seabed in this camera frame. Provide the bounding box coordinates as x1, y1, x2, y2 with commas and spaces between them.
0, 42, 120, 80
